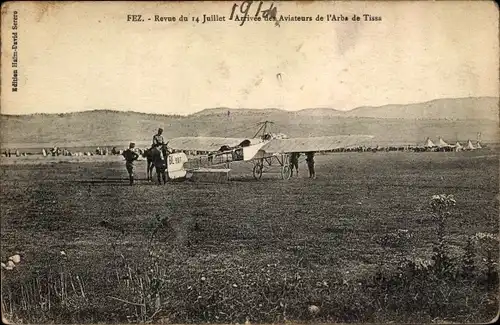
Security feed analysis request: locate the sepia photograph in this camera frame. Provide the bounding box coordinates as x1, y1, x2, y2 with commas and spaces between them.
1, 1, 499, 324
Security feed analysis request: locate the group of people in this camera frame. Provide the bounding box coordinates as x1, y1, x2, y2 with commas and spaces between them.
2, 149, 23, 157
3, 146, 121, 158
289, 152, 316, 179
121, 128, 318, 185
122, 128, 168, 186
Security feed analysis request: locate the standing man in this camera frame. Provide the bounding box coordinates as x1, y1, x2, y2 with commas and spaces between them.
289, 152, 300, 177
151, 144, 168, 185
122, 142, 139, 185
305, 151, 316, 179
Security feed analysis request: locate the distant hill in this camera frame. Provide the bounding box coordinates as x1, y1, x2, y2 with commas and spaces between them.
343, 97, 499, 120
1, 97, 498, 148
189, 97, 499, 120
293, 108, 345, 117
194, 107, 285, 116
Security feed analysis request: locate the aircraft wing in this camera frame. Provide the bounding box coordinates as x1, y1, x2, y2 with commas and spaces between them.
260, 135, 375, 153
168, 137, 253, 152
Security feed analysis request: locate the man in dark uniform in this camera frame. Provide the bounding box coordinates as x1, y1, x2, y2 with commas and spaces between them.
122, 142, 139, 185
151, 144, 168, 185
289, 152, 300, 177
305, 151, 316, 179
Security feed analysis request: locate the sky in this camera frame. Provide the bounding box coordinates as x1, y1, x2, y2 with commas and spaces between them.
1, 1, 498, 115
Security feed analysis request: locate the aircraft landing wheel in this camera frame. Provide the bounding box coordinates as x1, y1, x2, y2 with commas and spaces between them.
253, 163, 263, 180
281, 164, 291, 180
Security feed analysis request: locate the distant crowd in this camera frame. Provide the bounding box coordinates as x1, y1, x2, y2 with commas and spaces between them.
1, 138, 484, 159
326, 138, 483, 153
2, 149, 27, 157
2, 146, 129, 158
2, 145, 202, 159
39, 146, 118, 157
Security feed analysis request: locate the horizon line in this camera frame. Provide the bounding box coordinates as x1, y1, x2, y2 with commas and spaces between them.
1, 95, 498, 117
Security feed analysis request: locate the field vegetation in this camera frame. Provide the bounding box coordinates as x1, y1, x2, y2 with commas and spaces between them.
1, 150, 498, 323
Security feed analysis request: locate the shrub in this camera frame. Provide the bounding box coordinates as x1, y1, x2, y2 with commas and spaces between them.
430, 194, 456, 277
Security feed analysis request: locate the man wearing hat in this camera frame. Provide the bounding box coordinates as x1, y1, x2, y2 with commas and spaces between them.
153, 128, 168, 160
153, 128, 165, 148
122, 142, 140, 185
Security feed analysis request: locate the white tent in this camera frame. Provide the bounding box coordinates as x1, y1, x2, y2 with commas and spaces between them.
454, 141, 463, 151
465, 140, 476, 150
425, 138, 436, 147
438, 137, 451, 148
476, 142, 482, 149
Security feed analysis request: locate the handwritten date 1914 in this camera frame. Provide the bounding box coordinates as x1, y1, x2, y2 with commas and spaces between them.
229, 1, 277, 26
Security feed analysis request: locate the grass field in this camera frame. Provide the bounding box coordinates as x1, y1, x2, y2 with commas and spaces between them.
1, 150, 499, 324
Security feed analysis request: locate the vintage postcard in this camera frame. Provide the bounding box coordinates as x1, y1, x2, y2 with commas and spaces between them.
1, 1, 499, 324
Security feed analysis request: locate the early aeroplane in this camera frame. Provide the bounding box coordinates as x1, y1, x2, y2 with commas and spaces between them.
162, 121, 374, 181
